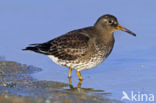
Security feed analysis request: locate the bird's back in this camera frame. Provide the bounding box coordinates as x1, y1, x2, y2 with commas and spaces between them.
23, 26, 114, 71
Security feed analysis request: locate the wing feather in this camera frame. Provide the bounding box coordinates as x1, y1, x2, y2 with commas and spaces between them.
48, 33, 89, 60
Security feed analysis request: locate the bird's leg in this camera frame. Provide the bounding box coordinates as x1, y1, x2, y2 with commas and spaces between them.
68, 68, 72, 86
77, 79, 83, 88
68, 76, 73, 88
76, 71, 83, 80
68, 67, 72, 78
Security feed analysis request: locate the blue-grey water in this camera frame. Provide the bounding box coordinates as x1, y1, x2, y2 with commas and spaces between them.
0, 0, 156, 102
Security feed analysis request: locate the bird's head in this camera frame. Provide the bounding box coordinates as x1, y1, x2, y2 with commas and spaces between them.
94, 14, 136, 36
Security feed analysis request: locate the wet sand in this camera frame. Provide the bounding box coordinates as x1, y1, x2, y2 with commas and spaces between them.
0, 60, 122, 103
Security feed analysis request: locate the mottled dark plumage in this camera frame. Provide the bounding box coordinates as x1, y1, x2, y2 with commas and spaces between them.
23, 14, 136, 80
23, 27, 93, 60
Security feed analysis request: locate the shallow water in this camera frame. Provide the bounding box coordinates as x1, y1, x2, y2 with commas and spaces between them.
0, 61, 122, 103
0, 0, 156, 102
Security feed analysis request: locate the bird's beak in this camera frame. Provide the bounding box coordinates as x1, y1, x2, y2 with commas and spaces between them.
116, 24, 136, 36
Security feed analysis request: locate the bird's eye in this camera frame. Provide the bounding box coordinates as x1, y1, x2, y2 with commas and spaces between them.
108, 20, 113, 24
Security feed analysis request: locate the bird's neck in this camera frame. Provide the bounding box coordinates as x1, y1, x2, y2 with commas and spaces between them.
95, 27, 114, 44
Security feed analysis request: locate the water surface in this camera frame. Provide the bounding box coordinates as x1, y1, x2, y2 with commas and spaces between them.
0, 0, 156, 102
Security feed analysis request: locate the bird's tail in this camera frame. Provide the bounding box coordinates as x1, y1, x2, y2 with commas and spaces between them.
23, 43, 50, 55
22, 46, 39, 52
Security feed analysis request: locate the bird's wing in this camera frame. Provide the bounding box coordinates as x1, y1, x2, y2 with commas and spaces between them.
42, 32, 90, 61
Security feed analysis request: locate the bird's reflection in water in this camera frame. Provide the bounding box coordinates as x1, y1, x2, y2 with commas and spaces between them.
68, 77, 83, 88
67, 77, 110, 96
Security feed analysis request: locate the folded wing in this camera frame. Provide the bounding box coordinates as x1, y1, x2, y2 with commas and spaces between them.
23, 33, 90, 61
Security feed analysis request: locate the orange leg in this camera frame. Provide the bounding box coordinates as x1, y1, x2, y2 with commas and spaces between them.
76, 71, 83, 80
68, 68, 72, 78
77, 79, 83, 88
